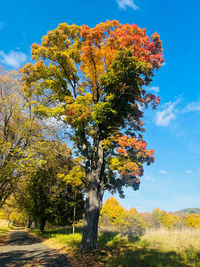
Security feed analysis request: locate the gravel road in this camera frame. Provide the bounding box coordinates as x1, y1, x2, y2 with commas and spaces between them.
0, 230, 71, 267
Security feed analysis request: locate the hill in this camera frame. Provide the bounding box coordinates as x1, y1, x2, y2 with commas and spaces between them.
175, 208, 200, 214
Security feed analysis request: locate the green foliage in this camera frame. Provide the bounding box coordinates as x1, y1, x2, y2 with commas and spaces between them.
100, 197, 146, 238
152, 208, 180, 229
0, 70, 49, 207
15, 141, 85, 229
176, 208, 200, 214
20, 20, 164, 197
8, 225, 15, 229
0, 226, 9, 239
115, 209, 147, 238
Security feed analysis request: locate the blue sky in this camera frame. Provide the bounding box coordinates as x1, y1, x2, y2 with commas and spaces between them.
1, 0, 200, 213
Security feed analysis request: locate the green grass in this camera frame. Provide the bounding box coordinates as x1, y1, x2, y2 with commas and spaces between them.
31, 227, 200, 266
30, 227, 82, 250
0, 226, 9, 241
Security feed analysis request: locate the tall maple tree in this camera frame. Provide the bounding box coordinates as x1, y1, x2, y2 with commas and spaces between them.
20, 20, 164, 249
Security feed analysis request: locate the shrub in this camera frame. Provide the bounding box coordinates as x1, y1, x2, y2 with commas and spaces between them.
152, 208, 180, 229
115, 210, 146, 238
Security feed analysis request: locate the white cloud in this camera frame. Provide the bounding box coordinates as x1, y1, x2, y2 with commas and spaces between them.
182, 100, 200, 113
159, 169, 167, 175
143, 175, 155, 182
186, 170, 193, 174
44, 116, 66, 128
147, 86, 160, 93
116, 0, 139, 10
155, 100, 180, 126
0, 50, 27, 68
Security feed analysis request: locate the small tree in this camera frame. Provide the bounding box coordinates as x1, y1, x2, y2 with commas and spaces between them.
115, 209, 146, 238
20, 20, 164, 249
100, 197, 124, 224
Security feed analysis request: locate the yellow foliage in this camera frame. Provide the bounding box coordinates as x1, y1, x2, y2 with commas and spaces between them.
63, 165, 85, 187
152, 208, 180, 229
184, 214, 200, 229
100, 197, 124, 223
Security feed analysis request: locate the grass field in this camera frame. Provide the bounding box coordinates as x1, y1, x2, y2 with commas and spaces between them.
30, 227, 200, 267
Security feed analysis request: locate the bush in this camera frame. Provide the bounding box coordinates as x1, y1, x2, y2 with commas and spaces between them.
115, 210, 146, 238
152, 208, 180, 229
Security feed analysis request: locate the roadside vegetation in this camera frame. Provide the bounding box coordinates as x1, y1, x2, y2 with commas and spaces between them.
0, 220, 10, 245
24, 198, 200, 266
29, 226, 200, 266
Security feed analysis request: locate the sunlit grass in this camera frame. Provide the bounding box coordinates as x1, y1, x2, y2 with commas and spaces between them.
139, 227, 200, 265
0, 226, 9, 242
141, 227, 200, 252
31, 227, 82, 251
31, 227, 200, 266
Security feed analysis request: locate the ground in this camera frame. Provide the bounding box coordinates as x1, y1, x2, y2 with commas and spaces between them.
0, 230, 70, 267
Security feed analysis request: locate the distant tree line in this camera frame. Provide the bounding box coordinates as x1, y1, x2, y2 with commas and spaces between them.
98, 197, 200, 239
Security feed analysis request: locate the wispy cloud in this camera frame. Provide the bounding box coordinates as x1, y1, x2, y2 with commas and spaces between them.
116, 0, 139, 10
155, 100, 180, 126
182, 100, 200, 113
186, 170, 193, 174
147, 86, 160, 93
155, 97, 200, 127
159, 169, 167, 175
0, 50, 27, 68
143, 175, 155, 182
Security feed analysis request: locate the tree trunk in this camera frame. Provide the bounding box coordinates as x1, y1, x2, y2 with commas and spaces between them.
26, 217, 31, 228
31, 220, 37, 229
39, 218, 46, 233
80, 140, 105, 250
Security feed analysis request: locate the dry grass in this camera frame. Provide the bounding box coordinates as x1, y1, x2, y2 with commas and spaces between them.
141, 227, 200, 253
31, 227, 200, 266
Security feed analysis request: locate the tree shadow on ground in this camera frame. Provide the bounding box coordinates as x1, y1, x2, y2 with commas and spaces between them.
42, 226, 83, 237
0, 249, 70, 267
0, 230, 71, 267
72, 231, 197, 267
107, 246, 190, 267
98, 230, 139, 247
5, 231, 41, 246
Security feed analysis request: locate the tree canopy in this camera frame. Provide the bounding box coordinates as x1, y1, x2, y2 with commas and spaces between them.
0, 70, 45, 207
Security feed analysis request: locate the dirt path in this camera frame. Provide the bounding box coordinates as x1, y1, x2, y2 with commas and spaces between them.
0, 230, 71, 267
